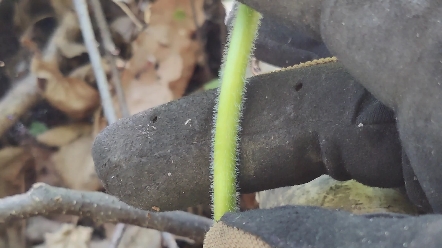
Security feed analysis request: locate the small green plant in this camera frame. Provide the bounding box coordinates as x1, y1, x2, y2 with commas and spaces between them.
173, 9, 187, 20
29, 121, 48, 136
211, 3, 261, 221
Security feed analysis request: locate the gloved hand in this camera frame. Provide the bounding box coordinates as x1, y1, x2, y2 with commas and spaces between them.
226, 2, 331, 67
91, 1, 442, 247
92, 61, 405, 211
236, 0, 442, 213
93, 1, 442, 214
204, 205, 442, 248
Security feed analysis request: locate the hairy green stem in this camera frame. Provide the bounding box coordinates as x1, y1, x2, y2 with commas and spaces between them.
211, 3, 261, 221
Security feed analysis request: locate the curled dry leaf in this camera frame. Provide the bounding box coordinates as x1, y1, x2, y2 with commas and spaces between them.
36, 123, 92, 147
21, 10, 103, 120
30, 53, 101, 120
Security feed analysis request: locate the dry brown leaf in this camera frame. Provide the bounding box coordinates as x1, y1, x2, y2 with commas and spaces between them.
29, 52, 100, 120
21, 17, 102, 120
44, 224, 92, 248
33, 123, 97, 191
0, 147, 33, 248
122, 68, 174, 115
148, 0, 205, 28
93, 0, 206, 135
116, 0, 204, 116
0, 147, 33, 193
50, 134, 102, 191
30, 145, 64, 187
36, 123, 93, 147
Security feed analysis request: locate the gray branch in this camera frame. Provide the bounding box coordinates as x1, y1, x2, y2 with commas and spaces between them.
0, 183, 212, 244
73, 0, 117, 123
0, 74, 40, 137
90, 0, 130, 119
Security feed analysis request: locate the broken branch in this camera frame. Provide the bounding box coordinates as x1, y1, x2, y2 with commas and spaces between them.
0, 74, 40, 137
111, 0, 144, 31
0, 183, 212, 244
90, 0, 130, 119
73, 0, 117, 124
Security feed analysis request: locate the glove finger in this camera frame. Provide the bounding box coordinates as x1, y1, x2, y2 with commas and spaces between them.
92, 62, 403, 211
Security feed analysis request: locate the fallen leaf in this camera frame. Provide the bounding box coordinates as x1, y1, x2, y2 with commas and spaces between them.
120, 0, 203, 114
0, 147, 33, 194
36, 123, 92, 147
26, 216, 65, 244
0, 147, 33, 248
50, 133, 102, 191
44, 224, 92, 248
93, 0, 206, 134
21, 22, 102, 120
30, 145, 63, 187
30, 52, 101, 119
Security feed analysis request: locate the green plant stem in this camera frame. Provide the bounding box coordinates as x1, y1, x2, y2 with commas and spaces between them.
212, 3, 261, 221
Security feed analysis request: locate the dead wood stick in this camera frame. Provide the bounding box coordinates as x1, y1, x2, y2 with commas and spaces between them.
0, 74, 40, 137
90, 0, 130, 119
73, 0, 117, 124
111, 0, 144, 30
0, 183, 212, 244
109, 223, 126, 248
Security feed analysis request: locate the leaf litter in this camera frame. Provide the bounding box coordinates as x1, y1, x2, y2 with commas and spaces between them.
0, 0, 224, 247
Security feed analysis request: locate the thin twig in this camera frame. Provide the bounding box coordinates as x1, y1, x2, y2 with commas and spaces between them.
251, 57, 261, 75
89, 1, 131, 243
162, 232, 179, 248
90, 0, 130, 119
0, 74, 40, 137
112, 0, 144, 31
90, 0, 118, 55
0, 183, 212, 244
109, 223, 127, 248
73, 0, 117, 124
190, 0, 214, 80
